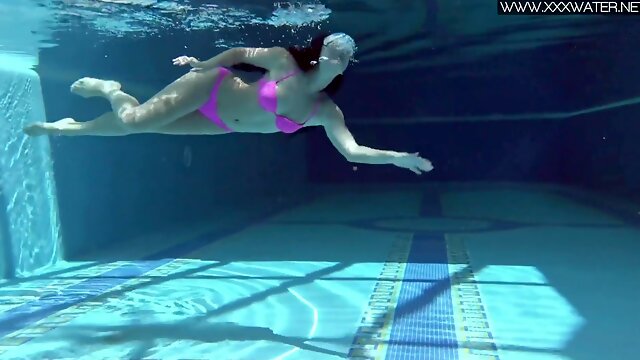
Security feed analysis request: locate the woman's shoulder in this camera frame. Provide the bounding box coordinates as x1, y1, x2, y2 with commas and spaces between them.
310, 97, 342, 126
263, 46, 299, 70
256, 51, 300, 79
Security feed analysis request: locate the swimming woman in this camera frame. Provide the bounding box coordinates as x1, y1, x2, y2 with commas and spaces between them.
24, 33, 433, 175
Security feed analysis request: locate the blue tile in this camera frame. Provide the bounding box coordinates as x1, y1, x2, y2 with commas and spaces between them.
0, 198, 309, 337
385, 190, 459, 360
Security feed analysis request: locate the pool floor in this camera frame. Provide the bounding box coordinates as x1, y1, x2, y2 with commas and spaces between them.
0, 183, 637, 359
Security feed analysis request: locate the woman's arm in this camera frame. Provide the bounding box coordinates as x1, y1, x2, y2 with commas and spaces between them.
173, 47, 289, 72
321, 105, 434, 175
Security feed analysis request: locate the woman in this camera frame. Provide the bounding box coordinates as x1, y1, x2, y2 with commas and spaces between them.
24, 33, 433, 175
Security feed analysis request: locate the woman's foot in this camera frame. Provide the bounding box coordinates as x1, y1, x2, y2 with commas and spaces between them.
70, 77, 121, 98
23, 123, 49, 136
23, 118, 77, 136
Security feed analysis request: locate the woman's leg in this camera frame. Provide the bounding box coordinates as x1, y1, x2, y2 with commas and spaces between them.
153, 111, 231, 135
24, 113, 129, 137
76, 69, 220, 131
25, 68, 223, 136
24, 110, 228, 136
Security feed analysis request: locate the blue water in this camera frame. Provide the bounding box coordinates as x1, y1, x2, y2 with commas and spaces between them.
1, 1, 640, 359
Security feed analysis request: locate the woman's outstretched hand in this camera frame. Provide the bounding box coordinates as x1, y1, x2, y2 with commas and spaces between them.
172, 56, 204, 72
393, 152, 434, 175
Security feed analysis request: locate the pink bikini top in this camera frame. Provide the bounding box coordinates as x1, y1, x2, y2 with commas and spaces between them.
257, 71, 320, 134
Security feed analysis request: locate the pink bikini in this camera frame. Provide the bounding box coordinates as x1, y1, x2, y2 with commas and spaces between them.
198, 67, 320, 133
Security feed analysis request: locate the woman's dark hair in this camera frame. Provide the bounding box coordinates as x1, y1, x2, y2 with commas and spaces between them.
231, 33, 344, 97
285, 32, 344, 97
